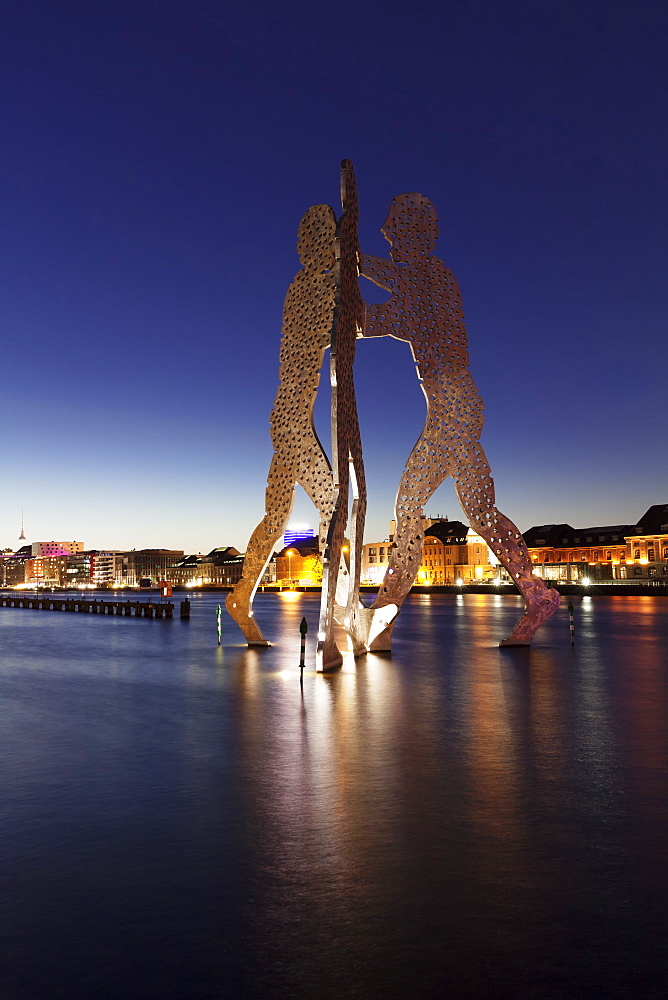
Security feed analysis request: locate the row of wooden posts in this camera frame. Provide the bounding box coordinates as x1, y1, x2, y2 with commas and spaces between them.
0, 594, 192, 619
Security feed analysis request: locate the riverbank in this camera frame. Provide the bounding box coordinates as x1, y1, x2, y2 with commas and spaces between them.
182, 582, 668, 597
4, 581, 667, 598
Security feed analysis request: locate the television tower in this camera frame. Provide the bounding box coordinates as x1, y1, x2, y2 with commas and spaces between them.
18, 507, 26, 542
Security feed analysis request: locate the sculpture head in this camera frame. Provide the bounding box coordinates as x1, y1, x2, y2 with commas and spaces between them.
382, 194, 439, 263
297, 204, 337, 272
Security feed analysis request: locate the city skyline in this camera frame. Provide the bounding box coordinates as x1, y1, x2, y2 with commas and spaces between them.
3, 2, 666, 553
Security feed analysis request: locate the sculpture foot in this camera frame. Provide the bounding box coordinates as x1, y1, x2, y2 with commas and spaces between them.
333, 603, 372, 656
367, 604, 399, 652
316, 636, 343, 673
500, 588, 559, 646
225, 591, 272, 646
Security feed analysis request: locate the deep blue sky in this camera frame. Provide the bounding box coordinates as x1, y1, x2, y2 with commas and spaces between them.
2, 0, 666, 552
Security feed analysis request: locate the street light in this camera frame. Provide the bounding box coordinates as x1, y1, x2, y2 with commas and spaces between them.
286, 548, 297, 588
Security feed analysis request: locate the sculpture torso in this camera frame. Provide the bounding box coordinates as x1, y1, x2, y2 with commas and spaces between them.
270, 267, 335, 452
364, 257, 471, 379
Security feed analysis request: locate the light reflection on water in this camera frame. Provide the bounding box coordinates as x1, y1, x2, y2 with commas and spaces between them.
1, 592, 667, 999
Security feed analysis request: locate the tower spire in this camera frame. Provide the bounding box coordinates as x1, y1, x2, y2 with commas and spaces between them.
18, 507, 26, 542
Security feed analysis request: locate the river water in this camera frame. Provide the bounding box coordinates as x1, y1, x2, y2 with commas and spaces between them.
2, 592, 667, 999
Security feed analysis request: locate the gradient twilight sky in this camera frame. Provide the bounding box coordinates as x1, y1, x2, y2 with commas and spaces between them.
2, 0, 666, 554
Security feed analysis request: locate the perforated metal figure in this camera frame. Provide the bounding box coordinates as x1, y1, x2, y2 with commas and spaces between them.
358, 193, 559, 648
319, 159, 367, 668
226, 204, 339, 646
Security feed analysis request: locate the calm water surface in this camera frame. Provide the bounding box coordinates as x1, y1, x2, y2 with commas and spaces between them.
2, 592, 667, 999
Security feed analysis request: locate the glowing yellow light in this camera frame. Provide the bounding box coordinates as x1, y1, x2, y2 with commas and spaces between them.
640, 558, 649, 565
278, 591, 300, 602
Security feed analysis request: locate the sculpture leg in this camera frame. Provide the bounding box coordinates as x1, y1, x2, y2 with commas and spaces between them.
298, 440, 336, 569
298, 440, 345, 670
368, 427, 453, 651
332, 451, 370, 657
226, 455, 297, 645
453, 436, 559, 645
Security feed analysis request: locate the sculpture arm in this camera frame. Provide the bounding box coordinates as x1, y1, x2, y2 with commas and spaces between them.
360, 255, 406, 339
360, 254, 395, 291
363, 302, 391, 338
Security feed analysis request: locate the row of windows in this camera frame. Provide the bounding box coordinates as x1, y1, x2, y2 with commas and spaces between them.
367, 546, 455, 558
539, 547, 668, 562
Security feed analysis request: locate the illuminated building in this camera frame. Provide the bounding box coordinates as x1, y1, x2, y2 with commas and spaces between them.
1, 546, 31, 587
123, 549, 184, 587
170, 548, 244, 587
90, 552, 116, 586
283, 524, 316, 546
62, 551, 117, 587
26, 555, 69, 587
523, 523, 631, 582
360, 539, 392, 585
31, 540, 84, 557
361, 518, 497, 586
524, 504, 668, 582
623, 504, 668, 580
275, 539, 322, 586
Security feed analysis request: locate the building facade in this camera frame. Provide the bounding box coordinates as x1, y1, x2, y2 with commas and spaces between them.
25, 555, 69, 587
523, 523, 631, 583
275, 545, 322, 586
31, 541, 84, 557
123, 549, 184, 586
170, 548, 245, 587
361, 519, 498, 586
524, 505, 668, 582
622, 504, 668, 580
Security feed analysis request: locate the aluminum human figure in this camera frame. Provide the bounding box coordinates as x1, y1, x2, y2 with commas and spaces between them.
226, 204, 339, 647
357, 193, 559, 648
227, 162, 366, 670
